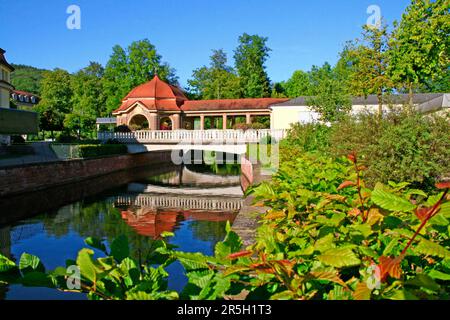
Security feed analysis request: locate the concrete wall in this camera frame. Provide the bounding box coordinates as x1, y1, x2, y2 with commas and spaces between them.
0, 151, 172, 197
0, 107, 39, 134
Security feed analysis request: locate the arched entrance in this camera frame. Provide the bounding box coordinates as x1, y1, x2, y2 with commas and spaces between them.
129, 114, 149, 130
159, 117, 172, 130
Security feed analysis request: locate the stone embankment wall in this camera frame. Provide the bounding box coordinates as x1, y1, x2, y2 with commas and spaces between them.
0, 151, 172, 197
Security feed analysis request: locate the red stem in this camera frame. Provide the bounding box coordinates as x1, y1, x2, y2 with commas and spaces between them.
353, 161, 366, 221
400, 189, 448, 257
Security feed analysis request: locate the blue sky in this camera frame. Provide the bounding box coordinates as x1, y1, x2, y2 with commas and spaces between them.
0, 0, 410, 87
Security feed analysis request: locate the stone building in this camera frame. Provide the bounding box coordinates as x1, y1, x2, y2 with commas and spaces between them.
112, 75, 288, 130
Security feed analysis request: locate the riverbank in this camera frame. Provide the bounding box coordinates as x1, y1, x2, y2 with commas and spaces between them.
233, 160, 271, 247
0, 151, 172, 197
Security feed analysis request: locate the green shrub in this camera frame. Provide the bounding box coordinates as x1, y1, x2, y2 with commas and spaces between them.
56, 134, 78, 143
328, 111, 450, 189
78, 144, 127, 158
249, 122, 267, 130
114, 125, 131, 133
281, 122, 331, 153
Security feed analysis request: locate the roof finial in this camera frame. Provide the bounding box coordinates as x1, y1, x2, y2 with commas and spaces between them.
154, 66, 158, 78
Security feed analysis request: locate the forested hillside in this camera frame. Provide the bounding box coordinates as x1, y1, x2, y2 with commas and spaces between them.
10, 64, 48, 95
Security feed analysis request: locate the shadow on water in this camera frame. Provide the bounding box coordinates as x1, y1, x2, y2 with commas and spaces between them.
0, 151, 243, 299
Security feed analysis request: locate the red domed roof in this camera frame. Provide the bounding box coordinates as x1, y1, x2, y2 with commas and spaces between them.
124, 75, 187, 101
113, 75, 187, 114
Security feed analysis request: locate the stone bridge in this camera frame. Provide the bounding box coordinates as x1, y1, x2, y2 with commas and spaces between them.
98, 129, 287, 154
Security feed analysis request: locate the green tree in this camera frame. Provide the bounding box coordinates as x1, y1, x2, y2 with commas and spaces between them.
188, 49, 240, 99
234, 33, 271, 98
347, 23, 393, 114
103, 39, 178, 114
389, 0, 450, 99
306, 63, 351, 122
281, 70, 312, 98
36, 69, 73, 139
66, 62, 106, 138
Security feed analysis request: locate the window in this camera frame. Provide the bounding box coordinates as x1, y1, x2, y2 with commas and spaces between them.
0, 68, 10, 82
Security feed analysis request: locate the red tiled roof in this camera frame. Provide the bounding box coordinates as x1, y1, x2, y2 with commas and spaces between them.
124, 75, 188, 101
12, 90, 39, 97
180, 98, 289, 111
113, 99, 181, 113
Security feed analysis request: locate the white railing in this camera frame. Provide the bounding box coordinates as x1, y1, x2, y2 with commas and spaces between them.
98, 129, 287, 144
114, 195, 244, 212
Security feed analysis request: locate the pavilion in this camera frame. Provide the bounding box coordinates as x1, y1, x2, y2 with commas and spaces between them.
112, 75, 288, 130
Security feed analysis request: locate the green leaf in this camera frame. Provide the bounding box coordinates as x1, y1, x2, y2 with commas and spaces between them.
428, 270, 450, 281
160, 231, 174, 238
405, 274, 440, 291
176, 252, 210, 271
110, 235, 130, 263
19, 253, 45, 274
429, 213, 449, 226
439, 202, 450, 218
405, 189, 427, 198
76, 248, 98, 284
21, 271, 54, 288
386, 289, 418, 300
314, 233, 335, 252
317, 248, 361, 268
383, 238, 400, 256
126, 291, 155, 300
413, 238, 450, 259
426, 193, 444, 207
270, 290, 295, 300
85, 237, 107, 253
0, 254, 17, 273
371, 189, 415, 212
349, 224, 373, 238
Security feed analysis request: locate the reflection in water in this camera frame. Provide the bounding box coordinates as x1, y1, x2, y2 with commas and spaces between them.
0, 152, 243, 299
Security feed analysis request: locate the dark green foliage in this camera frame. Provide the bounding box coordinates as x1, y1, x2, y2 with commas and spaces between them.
78, 144, 127, 158
114, 125, 131, 133
188, 49, 241, 99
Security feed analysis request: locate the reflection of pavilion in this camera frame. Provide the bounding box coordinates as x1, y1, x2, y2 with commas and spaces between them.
114, 194, 241, 239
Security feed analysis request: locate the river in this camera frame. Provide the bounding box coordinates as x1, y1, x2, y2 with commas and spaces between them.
0, 152, 243, 300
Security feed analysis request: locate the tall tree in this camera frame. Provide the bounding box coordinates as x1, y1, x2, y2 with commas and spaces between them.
66, 62, 106, 138
306, 63, 351, 122
234, 33, 271, 98
347, 23, 393, 115
188, 49, 240, 99
281, 70, 312, 98
36, 69, 73, 139
103, 39, 177, 114
389, 0, 449, 100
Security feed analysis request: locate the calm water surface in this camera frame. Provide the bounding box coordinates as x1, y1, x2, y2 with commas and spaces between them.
0, 156, 243, 300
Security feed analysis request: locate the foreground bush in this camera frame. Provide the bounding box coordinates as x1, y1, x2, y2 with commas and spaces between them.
1, 152, 448, 300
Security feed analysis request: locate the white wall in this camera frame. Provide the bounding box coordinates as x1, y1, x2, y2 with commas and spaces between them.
270, 106, 320, 129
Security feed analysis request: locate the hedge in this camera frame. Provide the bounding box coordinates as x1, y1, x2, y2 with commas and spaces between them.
78, 144, 128, 158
